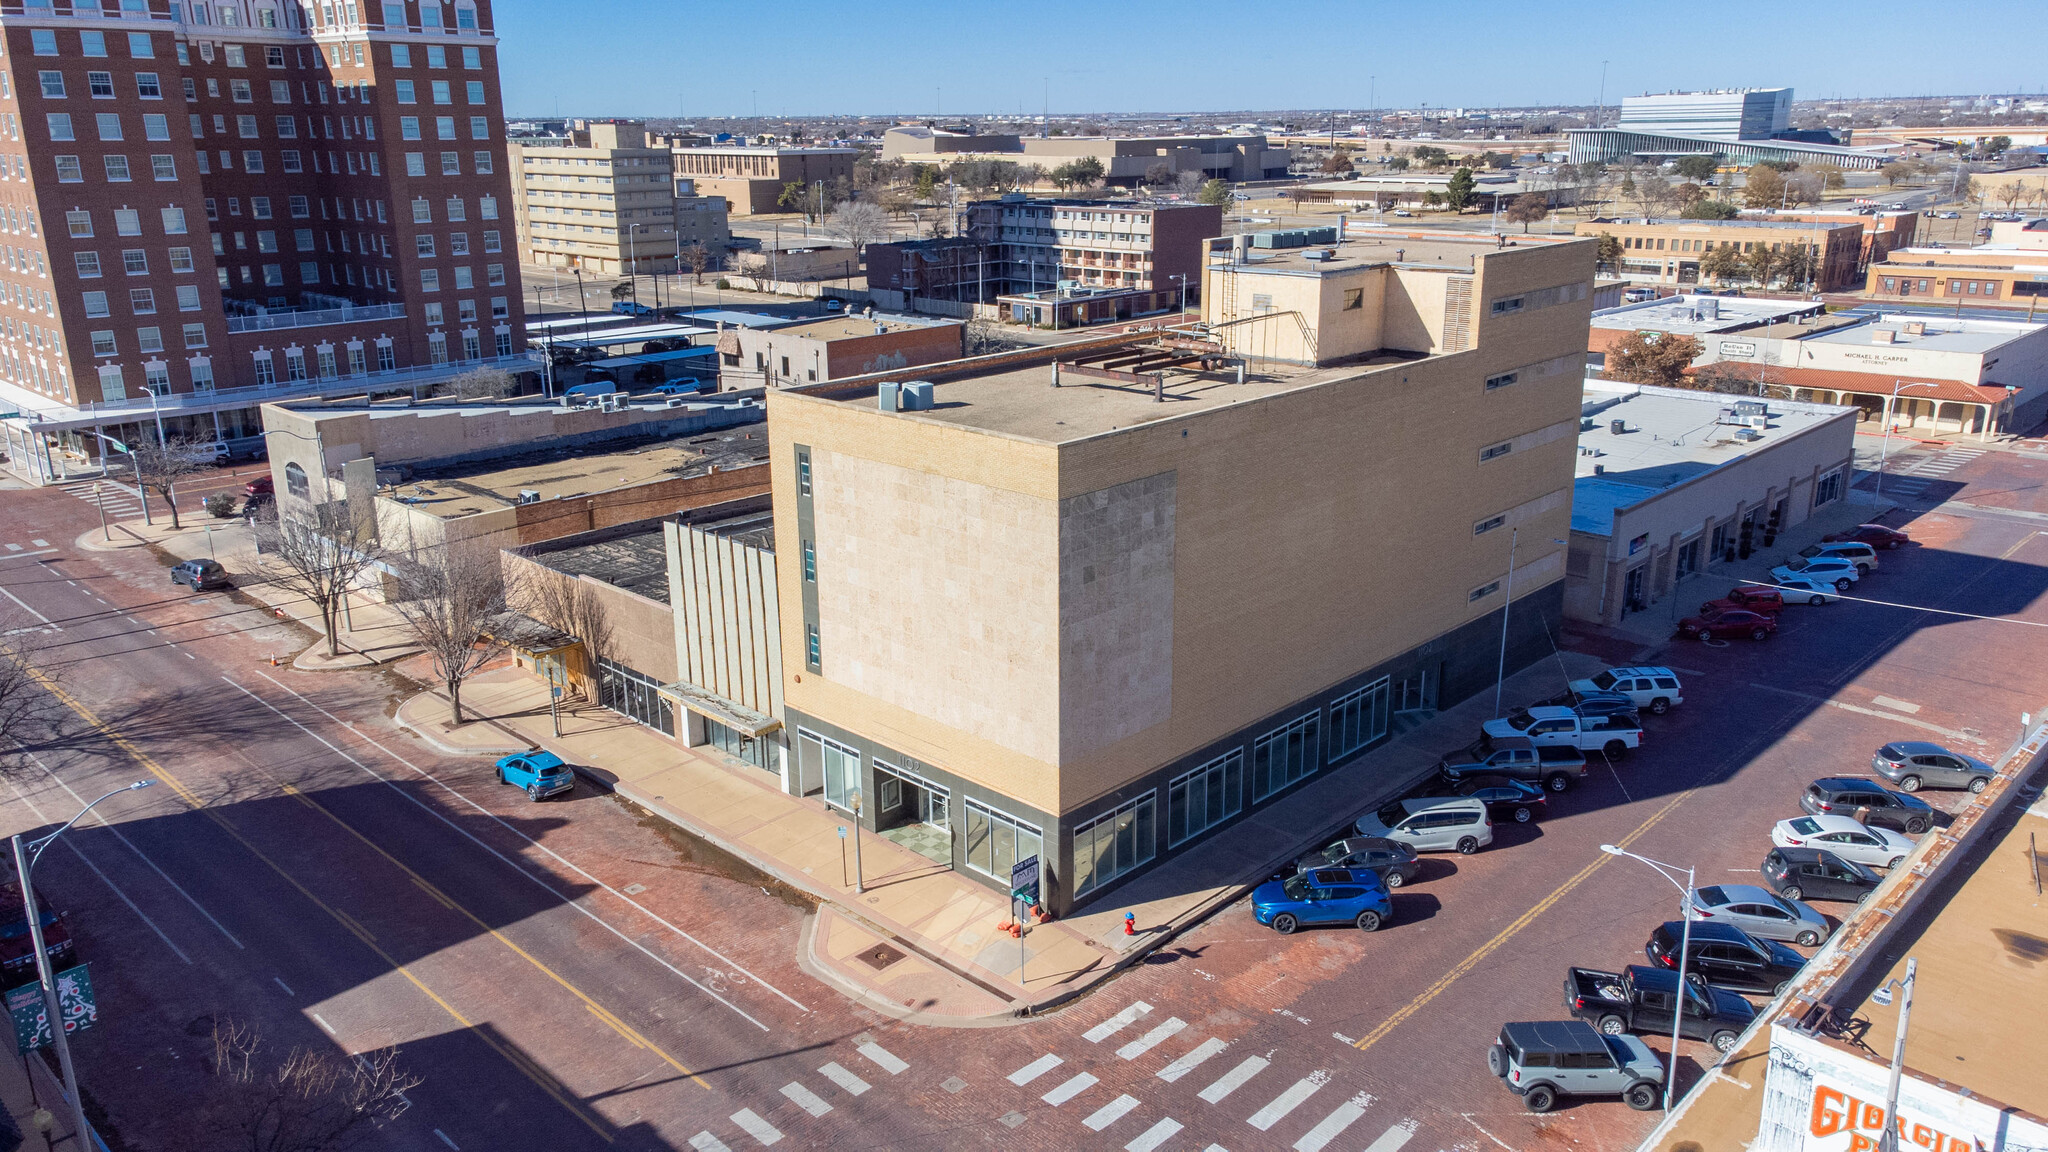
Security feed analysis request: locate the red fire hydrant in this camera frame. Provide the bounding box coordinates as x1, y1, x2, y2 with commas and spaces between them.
1123, 913, 1136, 937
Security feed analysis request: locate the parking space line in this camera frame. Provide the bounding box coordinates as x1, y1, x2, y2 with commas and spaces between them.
817, 1062, 869, 1096
1248, 1071, 1327, 1130
1117, 1017, 1186, 1060
1008, 1053, 1064, 1086
1747, 682, 1979, 742
1872, 696, 1922, 714
1157, 1037, 1227, 1082
1082, 1094, 1141, 1131
1198, 1056, 1269, 1104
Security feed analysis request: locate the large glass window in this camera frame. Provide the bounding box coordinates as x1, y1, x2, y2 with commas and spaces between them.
1252, 712, 1320, 801
963, 799, 1042, 885
596, 657, 674, 736
1328, 676, 1391, 762
797, 729, 860, 812
1073, 794, 1156, 897
1167, 749, 1242, 847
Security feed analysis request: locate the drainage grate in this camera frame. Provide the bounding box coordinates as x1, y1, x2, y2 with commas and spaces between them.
857, 943, 906, 971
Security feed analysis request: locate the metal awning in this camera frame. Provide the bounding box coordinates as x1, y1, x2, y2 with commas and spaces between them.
488, 612, 580, 657
662, 680, 781, 738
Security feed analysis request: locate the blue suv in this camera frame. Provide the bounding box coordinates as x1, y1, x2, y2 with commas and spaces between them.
496, 751, 575, 800
1250, 868, 1393, 934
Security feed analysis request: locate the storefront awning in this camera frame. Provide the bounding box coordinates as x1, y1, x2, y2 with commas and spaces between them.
488, 612, 581, 658
662, 680, 781, 738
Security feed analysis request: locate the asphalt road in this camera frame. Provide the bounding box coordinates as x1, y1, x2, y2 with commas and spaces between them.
5, 437, 2048, 1152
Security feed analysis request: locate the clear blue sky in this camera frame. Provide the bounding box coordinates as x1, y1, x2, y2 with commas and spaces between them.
494, 0, 2045, 120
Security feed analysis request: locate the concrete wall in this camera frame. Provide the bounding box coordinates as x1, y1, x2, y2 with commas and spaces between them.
499, 543, 680, 691
721, 323, 966, 389
667, 505, 784, 719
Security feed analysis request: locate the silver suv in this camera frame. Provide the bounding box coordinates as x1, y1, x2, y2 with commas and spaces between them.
1489, 1020, 1664, 1113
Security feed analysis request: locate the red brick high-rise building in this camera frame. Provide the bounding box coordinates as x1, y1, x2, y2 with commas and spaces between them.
0, 0, 532, 480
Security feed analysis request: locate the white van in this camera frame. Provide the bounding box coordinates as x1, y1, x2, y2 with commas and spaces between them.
1355, 796, 1492, 855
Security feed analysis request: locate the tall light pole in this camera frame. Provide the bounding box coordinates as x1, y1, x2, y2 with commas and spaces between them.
1600, 844, 1695, 1112
1170, 273, 1189, 319
1492, 528, 1518, 718
15, 781, 154, 1150
1874, 380, 1938, 502
1872, 959, 1918, 1152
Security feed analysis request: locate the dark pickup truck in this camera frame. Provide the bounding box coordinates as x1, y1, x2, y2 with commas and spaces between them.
1564, 965, 1755, 1053
1440, 735, 1588, 793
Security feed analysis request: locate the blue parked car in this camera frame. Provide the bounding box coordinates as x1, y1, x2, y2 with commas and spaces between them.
1251, 868, 1393, 934
496, 750, 574, 800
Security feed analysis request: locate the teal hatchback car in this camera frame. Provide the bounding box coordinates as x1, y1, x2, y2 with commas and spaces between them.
1251, 868, 1393, 934
496, 750, 575, 800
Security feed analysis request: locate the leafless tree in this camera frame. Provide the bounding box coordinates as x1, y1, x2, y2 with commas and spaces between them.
129, 433, 214, 530
446, 366, 513, 399
679, 242, 713, 285
389, 540, 507, 725
251, 500, 385, 660
505, 565, 613, 680
1173, 170, 1205, 197
827, 200, 890, 257
961, 318, 1020, 357
188, 1017, 419, 1152
0, 614, 63, 775
1632, 173, 1677, 219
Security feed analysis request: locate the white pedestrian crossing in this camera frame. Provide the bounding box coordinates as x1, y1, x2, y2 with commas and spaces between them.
1198, 1055, 1269, 1104
688, 1133, 733, 1152
1043, 1072, 1099, 1106
1116, 1017, 1186, 1061
856, 1041, 908, 1075
1085, 1001, 1153, 1043
728, 1109, 782, 1147
1247, 1071, 1329, 1131
1292, 1092, 1373, 1152
1361, 1118, 1419, 1152
1008, 1053, 1065, 1086
1125, 1117, 1184, 1152
1082, 1094, 1141, 1131
817, 1062, 870, 1097
779, 1082, 831, 1118
1157, 1037, 1228, 1083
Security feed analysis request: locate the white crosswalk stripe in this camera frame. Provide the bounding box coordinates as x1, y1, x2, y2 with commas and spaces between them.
817, 1062, 870, 1096
1042, 1072, 1098, 1106
1082, 1094, 1141, 1132
1085, 1001, 1153, 1043
688, 1133, 734, 1152
729, 1109, 782, 1147
779, 1082, 831, 1118
1008, 1053, 1064, 1086
1125, 1118, 1183, 1152
1247, 1071, 1329, 1131
856, 1041, 908, 1075
1361, 1118, 1419, 1152
1157, 1037, 1228, 1082
1198, 1055, 1269, 1104
1117, 1017, 1186, 1061
1293, 1092, 1373, 1152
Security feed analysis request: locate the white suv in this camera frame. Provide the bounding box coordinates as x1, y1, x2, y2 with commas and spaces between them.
1569, 666, 1684, 715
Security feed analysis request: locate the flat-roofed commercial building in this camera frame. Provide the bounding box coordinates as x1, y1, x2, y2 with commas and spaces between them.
763, 234, 1593, 912
1567, 87, 1894, 170
1618, 88, 1794, 140
1574, 217, 1866, 292
665, 145, 857, 216
879, 129, 1291, 186
511, 120, 729, 275
1866, 240, 2048, 307
713, 313, 963, 391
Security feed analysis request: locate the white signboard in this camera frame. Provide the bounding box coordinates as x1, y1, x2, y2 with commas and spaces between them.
1757, 1025, 2048, 1152
1719, 340, 1758, 359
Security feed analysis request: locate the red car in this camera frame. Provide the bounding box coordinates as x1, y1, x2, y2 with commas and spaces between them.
244, 474, 274, 498
1823, 523, 1910, 550
1678, 608, 1778, 641
1701, 585, 1783, 616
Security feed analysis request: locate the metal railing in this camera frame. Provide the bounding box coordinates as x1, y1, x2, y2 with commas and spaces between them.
224, 303, 407, 334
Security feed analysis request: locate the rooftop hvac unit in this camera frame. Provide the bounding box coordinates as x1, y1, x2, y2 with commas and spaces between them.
1733, 400, 1767, 417
878, 381, 901, 412
1748, 414, 1769, 430
517, 489, 541, 505
900, 381, 935, 411
1610, 418, 1628, 435
663, 396, 696, 409
1734, 427, 1761, 442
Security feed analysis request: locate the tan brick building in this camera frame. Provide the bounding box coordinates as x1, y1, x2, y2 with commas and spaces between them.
510, 119, 728, 275
665, 144, 855, 216
1574, 217, 1864, 292
762, 233, 1594, 912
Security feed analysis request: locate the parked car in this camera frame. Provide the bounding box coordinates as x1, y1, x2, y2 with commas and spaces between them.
1937, 211, 1961, 220
1250, 867, 1393, 934
244, 474, 274, 498
1451, 775, 1548, 823
1292, 836, 1419, 888
169, 558, 231, 591
611, 300, 654, 316
1439, 735, 1587, 793
1487, 1020, 1664, 1113
1355, 796, 1492, 854
1482, 706, 1641, 759
1701, 586, 1783, 616
1871, 741, 1994, 794
1823, 523, 1911, 550
1567, 666, 1684, 714
1790, 541, 1877, 576
1644, 921, 1807, 997
1772, 576, 1842, 605
495, 750, 575, 800
1686, 883, 1832, 947
1770, 815, 1915, 869
650, 379, 716, 396
1800, 777, 1935, 835
1762, 847, 1882, 904
1677, 607, 1777, 641
1563, 965, 1755, 1052
1532, 688, 1639, 716
1769, 556, 1860, 592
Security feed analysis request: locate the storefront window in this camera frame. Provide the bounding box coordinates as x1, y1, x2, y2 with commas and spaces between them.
963, 799, 1041, 884
597, 657, 674, 736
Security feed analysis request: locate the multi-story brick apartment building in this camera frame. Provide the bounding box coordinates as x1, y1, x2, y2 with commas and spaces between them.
509, 119, 730, 276
663, 143, 855, 216
0, 0, 534, 483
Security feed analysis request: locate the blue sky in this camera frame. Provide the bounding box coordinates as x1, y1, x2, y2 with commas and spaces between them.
494, 0, 2045, 119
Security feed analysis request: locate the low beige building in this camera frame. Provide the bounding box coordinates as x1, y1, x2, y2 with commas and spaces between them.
732, 245, 859, 283
512, 121, 729, 275
715, 315, 965, 390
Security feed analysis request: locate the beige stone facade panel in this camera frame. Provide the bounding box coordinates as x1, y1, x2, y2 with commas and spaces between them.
1058, 472, 1177, 760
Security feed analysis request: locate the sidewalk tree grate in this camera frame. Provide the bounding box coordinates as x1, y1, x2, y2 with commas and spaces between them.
997, 1112, 1027, 1130
858, 943, 906, 971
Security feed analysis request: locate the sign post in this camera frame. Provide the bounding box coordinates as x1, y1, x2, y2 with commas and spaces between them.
1010, 855, 1040, 994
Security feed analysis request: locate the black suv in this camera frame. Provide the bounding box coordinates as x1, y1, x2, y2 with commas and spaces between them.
169, 559, 231, 591
1291, 836, 1419, 888
1800, 777, 1935, 835
1762, 848, 1881, 904
1644, 921, 1807, 997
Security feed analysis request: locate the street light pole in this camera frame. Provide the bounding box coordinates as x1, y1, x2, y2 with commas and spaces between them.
15, 781, 153, 1151
849, 790, 865, 894
1874, 380, 1937, 503
1493, 527, 1518, 718
1601, 844, 1695, 1112
1875, 958, 1918, 1152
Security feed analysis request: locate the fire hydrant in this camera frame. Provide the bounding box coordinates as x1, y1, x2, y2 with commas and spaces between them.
1123, 912, 1136, 937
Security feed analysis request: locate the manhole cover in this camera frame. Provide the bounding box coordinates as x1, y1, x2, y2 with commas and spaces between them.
623, 883, 647, 895
998, 1111, 1027, 1129
858, 943, 906, 971
941, 1076, 968, 1094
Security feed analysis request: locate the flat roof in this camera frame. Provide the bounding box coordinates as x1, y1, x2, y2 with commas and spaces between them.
677, 309, 809, 330
1592, 293, 1823, 334
1804, 312, 2043, 355
534, 525, 671, 603
545, 322, 713, 349
1213, 232, 1546, 275
1571, 380, 1852, 535
392, 424, 770, 518
1586, 216, 1860, 232
688, 506, 775, 551
768, 315, 953, 341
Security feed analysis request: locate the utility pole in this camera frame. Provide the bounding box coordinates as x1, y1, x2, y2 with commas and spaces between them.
1597, 61, 1609, 129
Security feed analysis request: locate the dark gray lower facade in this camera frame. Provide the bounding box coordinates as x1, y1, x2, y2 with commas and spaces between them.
785, 579, 1565, 916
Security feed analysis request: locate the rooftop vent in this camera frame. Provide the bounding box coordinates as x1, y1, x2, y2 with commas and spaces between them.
900, 381, 935, 411
1903, 321, 1926, 336
1610, 418, 1628, 435
1734, 427, 1761, 442
517, 489, 542, 505
1872, 329, 1896, 345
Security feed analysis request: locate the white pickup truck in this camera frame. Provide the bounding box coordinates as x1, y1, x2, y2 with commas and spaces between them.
1482, 706, 1641, 759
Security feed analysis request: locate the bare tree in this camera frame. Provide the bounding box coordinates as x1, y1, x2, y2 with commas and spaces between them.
389, 540, 507, 725
961, 318, 1019, 357
679, 242, 713, 285
190, 1017, 419, 1152
251, 500, 385, 660
1172, 170, 1205, 197
1631, 173, 1676, 219
130, 433, 214, 530
446, 366, 513, 399
0, 614, 63, 775
827, 200, 890, 256
505, 565, 613, 681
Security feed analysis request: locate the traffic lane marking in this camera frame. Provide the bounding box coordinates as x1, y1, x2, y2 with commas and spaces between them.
1747, 682, 1982, 744
1871, 696, 1922, 714
2, 775, 193, 964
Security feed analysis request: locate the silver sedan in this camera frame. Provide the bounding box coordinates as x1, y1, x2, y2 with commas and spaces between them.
1771, 815, 1916, 870
1686, 883, 1832, 947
